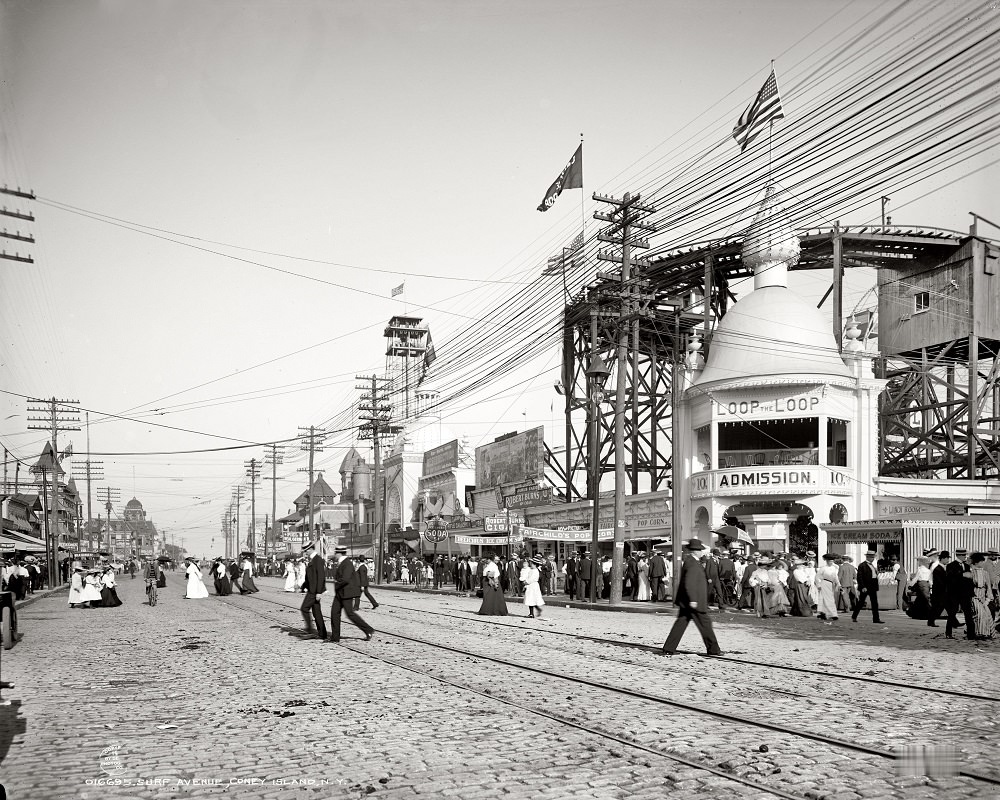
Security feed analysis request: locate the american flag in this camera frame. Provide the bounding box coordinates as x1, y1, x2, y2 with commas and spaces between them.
543, 231, 585, 275
732, 70, 784, 153
391, 282, 404, 297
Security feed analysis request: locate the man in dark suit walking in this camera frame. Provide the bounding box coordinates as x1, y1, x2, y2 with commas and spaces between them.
330, 546, 374, 643
851, 549, 884, 624
648, 551, 667, 602
927, 549, 961, 630
353, 556, 379, 611
946, 548, 975, 639
300, 539, 328, 641
662, 538, 722, 656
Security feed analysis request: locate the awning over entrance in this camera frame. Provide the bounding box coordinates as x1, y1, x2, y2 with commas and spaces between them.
0, 530, 46, 552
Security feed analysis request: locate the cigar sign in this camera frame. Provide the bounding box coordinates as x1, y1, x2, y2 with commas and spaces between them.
690, 466, 853, 498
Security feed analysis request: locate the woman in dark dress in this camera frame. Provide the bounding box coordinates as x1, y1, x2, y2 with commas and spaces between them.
477, 555, 508, 616
240, 555, 259, 593
156, 562, 167, 588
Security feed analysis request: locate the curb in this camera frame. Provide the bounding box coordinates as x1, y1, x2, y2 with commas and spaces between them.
13, 585, 66, 611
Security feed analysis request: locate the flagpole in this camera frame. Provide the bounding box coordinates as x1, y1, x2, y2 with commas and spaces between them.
767, 60, 774, 185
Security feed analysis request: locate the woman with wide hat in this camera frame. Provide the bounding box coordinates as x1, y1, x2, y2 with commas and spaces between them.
184, 556, 209, 599
520, 555, 547, 618
476, 554, 508, 616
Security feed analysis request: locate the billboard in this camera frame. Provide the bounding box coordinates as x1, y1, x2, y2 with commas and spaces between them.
423, 440, 459, 476
475, 427, 544, 488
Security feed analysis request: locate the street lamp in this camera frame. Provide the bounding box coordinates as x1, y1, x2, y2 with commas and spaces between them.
587, 352, 611, 603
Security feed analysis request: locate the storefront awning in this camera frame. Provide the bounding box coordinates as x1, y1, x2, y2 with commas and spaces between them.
0, 530, 46, 552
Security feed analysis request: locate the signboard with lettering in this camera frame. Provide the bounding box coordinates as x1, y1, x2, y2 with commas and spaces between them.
484, 513, 524, 532
476, 427, 544, 488
423, 440, 459, 477
501, 487, 552, 509
713, 391, 823, 419
690, 466, 853, 498
873, 500, 939, 519
520, 526, 614, 542
453, 533, 524, 546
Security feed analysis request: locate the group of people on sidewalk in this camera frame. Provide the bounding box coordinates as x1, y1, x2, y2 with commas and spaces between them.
1, 556, 45, 600
903, 547, 999, 639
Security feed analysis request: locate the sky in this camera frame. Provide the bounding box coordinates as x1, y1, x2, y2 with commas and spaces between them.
1, 0, 997, 558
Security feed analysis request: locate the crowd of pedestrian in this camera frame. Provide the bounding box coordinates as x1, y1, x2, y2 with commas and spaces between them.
0, 555, 45, 600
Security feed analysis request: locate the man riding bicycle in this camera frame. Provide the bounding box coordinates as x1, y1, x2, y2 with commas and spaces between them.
144, 560, 158, 605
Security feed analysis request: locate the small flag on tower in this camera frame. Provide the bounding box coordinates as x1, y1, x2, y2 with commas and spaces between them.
391, 282, 405, 297
732, 69, 784, 153
537, 143, 583, 212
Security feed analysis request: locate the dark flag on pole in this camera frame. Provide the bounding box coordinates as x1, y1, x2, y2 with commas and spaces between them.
537, 143, 583, 212
732, 70, 784, 153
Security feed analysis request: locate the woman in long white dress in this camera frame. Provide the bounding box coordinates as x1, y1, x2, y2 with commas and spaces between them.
80, 569, 104, 608
184, 558, 210, 599
283, 559, 296, 591
636, 555, 651, 601
68, 565, 86, 608
814, 553, 841, 622
520, 556, 546, 618
293, 558, 306, 591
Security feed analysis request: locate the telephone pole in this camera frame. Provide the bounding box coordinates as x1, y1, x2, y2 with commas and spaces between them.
244, 458, 261, 554
297, 427, 325, 547
231, 486, 246, 556
27, 397, 80, 584
265, 444, 284, 561
0, 185, 36, 265
95, 486, 120, 555
72, 412, 103, 552
357, 375, 400, 584
593, 191, 657, 605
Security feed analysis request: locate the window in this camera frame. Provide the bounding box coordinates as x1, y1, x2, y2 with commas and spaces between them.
914, 291, 930, 313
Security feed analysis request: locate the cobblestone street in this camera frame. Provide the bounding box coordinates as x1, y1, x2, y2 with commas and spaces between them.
1, 577, 997, 800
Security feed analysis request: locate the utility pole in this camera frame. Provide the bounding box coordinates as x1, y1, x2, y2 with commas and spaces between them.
244, 458, 261, 554
27, 397, 80, 584
0, 185, 36, 265
231, 486, 245, 556
265, 444, 284, 562
357, 375, 399, 584
297, 427, 325, 549
593, 191, 657, 605
95, 486, 120, 555
72, 412, 103, 553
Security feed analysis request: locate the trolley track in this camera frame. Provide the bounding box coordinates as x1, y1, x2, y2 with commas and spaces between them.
217, 595, 808, 800
372, 596, 1000, 703
228, 590, 1000, 793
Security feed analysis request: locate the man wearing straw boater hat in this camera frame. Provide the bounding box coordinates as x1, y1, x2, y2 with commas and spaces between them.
661, 538, 723, 657
299, 535, 328, 641
330, 545, 374, 643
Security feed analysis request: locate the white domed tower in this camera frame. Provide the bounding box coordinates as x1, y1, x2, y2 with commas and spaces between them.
673, 186, 884, 561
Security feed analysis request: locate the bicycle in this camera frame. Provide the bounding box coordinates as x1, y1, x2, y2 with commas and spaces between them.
146, 578, 157, 606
